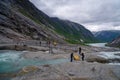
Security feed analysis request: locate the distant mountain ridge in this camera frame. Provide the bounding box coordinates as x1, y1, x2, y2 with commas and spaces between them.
0, 0, 96, 44
93, 30, 120, 42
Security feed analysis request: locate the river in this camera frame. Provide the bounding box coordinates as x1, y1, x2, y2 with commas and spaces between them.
88, 43, 120, 65
0, 43, 120, 80
88, 43, 109, 48
0, 50, 69, 80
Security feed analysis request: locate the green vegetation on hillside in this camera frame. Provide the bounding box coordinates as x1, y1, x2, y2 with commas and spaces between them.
17, 0, 97, 44
19, 9, 42, 25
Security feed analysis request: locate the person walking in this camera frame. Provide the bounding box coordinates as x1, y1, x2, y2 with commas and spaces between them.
81, 53, 85, 61
70, 53, 74, 62
79, 47, 81, 55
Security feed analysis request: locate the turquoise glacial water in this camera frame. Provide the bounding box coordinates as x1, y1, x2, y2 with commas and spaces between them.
0, 50, 69, 74
0, 50, 23, 73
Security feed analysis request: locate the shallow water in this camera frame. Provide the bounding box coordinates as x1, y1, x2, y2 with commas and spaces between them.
0, 50, 69, 74
88, 43, 120, 65
98, 51, 120, 59
98, 51, 120, 64
0, 50, 23, 73
88, 43, 109, 48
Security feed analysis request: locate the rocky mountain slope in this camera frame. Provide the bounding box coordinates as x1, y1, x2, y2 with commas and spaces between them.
94, 30, 120, 42
0, 0, 96, 44
0, 0, 64, 43
107, 36, 120, 48
50, 17, 96, 43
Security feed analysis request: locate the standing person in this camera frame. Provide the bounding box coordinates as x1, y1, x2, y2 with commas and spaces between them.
81, 53, 85, 61
70, 53, 74, 62
48, 41, 53, 54
79, 47, 81, 55
39, 41, 41, 46
47, 41, 50, 46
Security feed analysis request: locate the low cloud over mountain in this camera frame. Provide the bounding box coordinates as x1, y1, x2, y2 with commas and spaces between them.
30, 0, 120, 31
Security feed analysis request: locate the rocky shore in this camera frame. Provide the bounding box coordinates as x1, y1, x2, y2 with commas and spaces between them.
0, 43, 120, 80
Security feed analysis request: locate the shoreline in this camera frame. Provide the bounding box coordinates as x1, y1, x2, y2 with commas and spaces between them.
0, 44, 120, 80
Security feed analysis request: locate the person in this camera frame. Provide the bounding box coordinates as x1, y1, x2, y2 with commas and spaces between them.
79, 47, 81, 55
39, 41, 41, 46
81, 53, 85, 61
70, 53, 74, 62
47, 41, 53, 54
47, 41, 50, 47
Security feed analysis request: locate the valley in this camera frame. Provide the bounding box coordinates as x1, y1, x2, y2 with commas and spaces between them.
0, 0, 120, 80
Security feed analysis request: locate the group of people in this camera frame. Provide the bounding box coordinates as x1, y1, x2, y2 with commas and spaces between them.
70, 47, 85, 62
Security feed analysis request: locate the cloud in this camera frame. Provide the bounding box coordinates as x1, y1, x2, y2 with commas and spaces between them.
29, 0, 120, 31
84, 23, 120, 31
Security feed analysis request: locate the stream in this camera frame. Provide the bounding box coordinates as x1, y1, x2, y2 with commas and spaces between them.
0, 50, 69, 80
88, 43, 120, 65
0, 43, 120, 80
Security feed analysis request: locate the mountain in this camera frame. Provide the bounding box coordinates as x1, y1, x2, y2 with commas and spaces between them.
0, 0, 64, 43
50, 17, 96, 43
107, 36, 120, 48
94, 30, 120, 42
0, 0, 96, 44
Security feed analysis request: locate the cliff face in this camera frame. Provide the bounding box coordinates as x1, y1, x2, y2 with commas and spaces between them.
0, 0, 64, 43
0, 0, 96, 44
108, 36, 120, 48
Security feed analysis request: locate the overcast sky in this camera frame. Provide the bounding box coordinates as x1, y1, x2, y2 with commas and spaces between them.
29, 0, 120, 31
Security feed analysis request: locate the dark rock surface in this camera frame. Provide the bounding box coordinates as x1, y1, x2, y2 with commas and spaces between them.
0, 0, 96, 44
0, 0, 65, 43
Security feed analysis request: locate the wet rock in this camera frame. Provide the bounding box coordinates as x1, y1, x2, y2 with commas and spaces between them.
68, 72, 75, 76
86, 56, 109, 63
0, 45, 39, 51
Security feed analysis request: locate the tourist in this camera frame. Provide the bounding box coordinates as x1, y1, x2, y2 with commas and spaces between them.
39, 41, 41, 46
81, 53, 85, 61
70, 53, 74, 62
48, 41, 53, 54
79, 47, 81, 55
